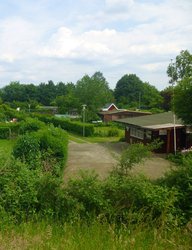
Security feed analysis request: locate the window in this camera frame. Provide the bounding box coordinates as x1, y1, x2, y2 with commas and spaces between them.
146, 130, 152, 139
130, 127, 144, 139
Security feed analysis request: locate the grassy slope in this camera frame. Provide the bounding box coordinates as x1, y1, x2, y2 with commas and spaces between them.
0, 221, 191, 250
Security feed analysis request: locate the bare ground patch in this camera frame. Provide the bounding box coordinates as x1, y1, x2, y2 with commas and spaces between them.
64, 141, 173, 180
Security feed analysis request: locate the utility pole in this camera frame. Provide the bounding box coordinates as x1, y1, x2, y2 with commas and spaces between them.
82, 104, 86, 137
171, 59, 177, 155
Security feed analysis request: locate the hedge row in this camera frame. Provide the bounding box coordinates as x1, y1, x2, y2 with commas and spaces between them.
34, 114, 94, 137
0, 123, 20, 139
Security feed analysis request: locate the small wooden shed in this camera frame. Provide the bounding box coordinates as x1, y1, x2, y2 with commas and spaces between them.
116, 112, 191, 153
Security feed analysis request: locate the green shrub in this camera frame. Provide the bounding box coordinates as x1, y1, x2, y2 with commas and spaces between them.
113, 143, 151, 176
0, 160, 40, 222
94, 127, 120, 137
65, 171, 108, 217
0, 127, 10, 139
37, 126, 68, 167
0, 122, 20, 138
34, 114, 94, 137
158, 161, 192, 222
12, 133, 41, 168
103, 175, 178, 224
107, 127, 119, 137
19, 118, 45, 134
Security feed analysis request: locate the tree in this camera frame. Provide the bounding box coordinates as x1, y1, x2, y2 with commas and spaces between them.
167, 50, 192, 83
55, 94, 80, 114
114, 74, 162, 109
75, 72, 114, 116
37, 81, 57, 105
160, 86, 173, 111
114, 74, 143, 107
142, 82, 162, 109
174, 78, 192, 124
167, 50, 192, 124
1, 82, 26, 102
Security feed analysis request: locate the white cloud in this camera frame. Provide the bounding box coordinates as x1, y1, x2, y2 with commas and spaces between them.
0, 17, 40, 62
0, 0, 191, 90
105, 0, 134, 10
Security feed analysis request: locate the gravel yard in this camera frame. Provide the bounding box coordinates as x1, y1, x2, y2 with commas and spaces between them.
64, 141, 173, 180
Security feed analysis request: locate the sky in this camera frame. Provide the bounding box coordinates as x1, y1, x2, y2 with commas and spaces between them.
0, 0, 191, 90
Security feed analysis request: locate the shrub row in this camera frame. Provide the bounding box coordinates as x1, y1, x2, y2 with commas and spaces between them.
0, 166, 179, 225
12, 126, 68, 174
0, 127, 10, 139
0, 123, 20, 139
33, 114, 94, 136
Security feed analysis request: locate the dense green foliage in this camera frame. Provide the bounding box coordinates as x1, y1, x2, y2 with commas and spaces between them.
75, 72, 114, 116
1, 140, 192, 227
12, 126, 68, 173
0, 127, 10, 139
167, 50, 192, 124
174, 77, 192, 124
0, 71, 167, 116
35, 114, 94, 136
1, 137, 192, 249
114, 74, 162, 109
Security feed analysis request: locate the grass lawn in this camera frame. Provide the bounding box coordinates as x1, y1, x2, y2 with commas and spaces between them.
68, 132, 123, 143
0, 139, 15, 166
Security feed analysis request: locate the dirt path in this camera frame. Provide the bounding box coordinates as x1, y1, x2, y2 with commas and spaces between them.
64, 141, 174, 180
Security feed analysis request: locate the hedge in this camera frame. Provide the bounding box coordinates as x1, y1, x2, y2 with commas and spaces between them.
0, 127, 10, 139
0, 123, 20, 139
34, 114, 94, 137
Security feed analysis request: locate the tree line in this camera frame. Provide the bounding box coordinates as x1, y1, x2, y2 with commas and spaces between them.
0, 50, 191, 123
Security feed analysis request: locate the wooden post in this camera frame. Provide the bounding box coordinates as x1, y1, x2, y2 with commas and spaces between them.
167, 129, 171, 153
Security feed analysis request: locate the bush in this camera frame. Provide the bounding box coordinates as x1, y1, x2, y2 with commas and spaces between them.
0, 127, 10, 139
34, 114, 94, 137
12, 133, 41, 168
0, 160, 40, 221
158, 161, 192, 222
94, 127, 120, 137
0, 122, 20, 138
103, 175, 178, 224
19, 118, 45, 134
65, 171, 108, 217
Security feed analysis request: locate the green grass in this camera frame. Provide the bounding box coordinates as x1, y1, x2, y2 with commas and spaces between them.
0, 220, 191, 250
0, 139, 15, 166
68, 132, 124, 143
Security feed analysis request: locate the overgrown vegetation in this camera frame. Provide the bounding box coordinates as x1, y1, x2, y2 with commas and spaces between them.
0, 102, 192, 248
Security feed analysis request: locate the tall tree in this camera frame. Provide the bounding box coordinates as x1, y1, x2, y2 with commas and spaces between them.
1, 82, 26, 102
75, 72, 114, 112
141, 82, 162, 109
167, 50, 192, 124
160, 86, 173, 111
167, 50, 192, 83
37, 80, 57, 105
114, 74, 143, 107
114, 74, 162, 109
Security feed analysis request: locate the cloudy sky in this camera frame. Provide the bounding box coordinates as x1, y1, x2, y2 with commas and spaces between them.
0, 0, 191, 90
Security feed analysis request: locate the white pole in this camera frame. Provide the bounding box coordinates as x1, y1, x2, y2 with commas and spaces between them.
82, 104, 86, 137
171, 59, 177, 155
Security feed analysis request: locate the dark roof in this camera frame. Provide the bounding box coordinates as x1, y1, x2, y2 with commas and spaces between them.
99, 110, 151, 115
116, 112, 184, 130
